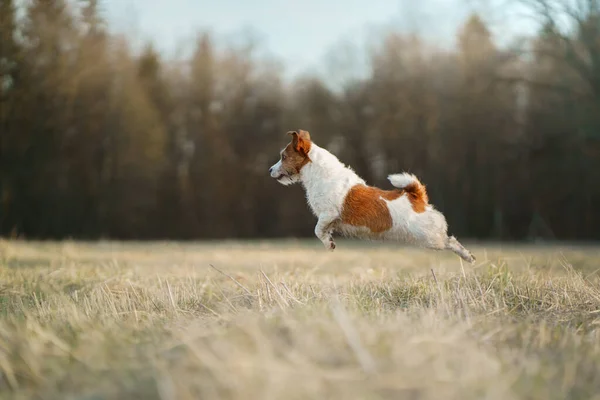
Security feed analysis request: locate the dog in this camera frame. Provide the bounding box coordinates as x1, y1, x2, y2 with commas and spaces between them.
269, 130, 476, 263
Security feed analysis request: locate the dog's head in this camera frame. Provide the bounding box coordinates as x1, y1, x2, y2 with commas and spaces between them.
269, 130, 312, 185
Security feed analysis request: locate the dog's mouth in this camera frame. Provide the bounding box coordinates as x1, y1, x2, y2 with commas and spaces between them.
274, 174, 286, 180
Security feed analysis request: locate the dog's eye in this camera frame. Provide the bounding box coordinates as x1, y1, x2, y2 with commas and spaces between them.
282, 154, 287, 160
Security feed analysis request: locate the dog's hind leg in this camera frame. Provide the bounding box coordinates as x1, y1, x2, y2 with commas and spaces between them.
446, 236, 476, 264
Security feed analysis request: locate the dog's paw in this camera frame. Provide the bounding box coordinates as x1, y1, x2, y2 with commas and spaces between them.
324, 237, 336, 251
466, 252, 476, 264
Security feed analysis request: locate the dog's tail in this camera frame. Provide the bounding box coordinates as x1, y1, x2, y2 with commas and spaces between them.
388, 173, 429, 205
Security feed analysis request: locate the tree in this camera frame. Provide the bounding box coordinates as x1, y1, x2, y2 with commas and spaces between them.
453, 14, 511, 237
507, 0, 600, 238
0, 0, 21, 235
8, 0, 78, 237
107, 38, 167, 238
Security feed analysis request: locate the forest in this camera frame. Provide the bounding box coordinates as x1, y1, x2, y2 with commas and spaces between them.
1, 0, 600, 241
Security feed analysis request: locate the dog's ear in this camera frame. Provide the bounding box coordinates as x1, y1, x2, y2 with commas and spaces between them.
287, 130, 311, 155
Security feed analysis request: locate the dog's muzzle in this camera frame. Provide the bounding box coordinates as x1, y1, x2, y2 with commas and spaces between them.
269, 163, 286, 180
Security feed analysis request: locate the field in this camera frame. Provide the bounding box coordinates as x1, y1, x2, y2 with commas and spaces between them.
0, 239, 600, 400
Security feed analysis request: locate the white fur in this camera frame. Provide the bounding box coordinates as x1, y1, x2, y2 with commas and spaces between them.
387, 172, 419, 189
270, 142, 475, 263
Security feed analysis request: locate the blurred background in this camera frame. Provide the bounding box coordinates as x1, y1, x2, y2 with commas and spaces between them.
1, 0, 599, 241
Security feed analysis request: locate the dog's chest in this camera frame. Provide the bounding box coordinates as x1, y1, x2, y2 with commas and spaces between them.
299, 149, 365, 217
303, 180, 351, 217
306, 191, 335, 216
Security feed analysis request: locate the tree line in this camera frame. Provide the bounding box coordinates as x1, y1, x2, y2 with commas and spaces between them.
1, 0, 599, 241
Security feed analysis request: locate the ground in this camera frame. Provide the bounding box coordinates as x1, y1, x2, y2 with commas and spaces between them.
0, 239, 599, 399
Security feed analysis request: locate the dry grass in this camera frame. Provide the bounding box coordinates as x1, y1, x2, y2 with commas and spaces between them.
0, 239, 599, 399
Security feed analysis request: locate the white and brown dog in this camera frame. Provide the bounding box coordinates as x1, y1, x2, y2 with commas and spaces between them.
269, 130, 476, 263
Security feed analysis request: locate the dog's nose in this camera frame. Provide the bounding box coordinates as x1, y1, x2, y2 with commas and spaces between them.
269, 167, 273, 174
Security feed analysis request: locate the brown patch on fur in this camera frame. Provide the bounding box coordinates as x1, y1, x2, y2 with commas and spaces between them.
403, 182, 428, 213
341, 185, 403, 233
280, 130, 312, 173
341, 182, 429, 232
288, 130, 311, 155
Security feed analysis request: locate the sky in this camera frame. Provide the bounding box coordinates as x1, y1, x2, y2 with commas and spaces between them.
102, 0, 537, 79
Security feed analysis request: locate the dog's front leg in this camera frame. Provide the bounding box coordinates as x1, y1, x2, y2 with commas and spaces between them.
315, 214, 337, 251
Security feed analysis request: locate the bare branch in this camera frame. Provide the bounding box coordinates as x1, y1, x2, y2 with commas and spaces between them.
494, 75, 590, 98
